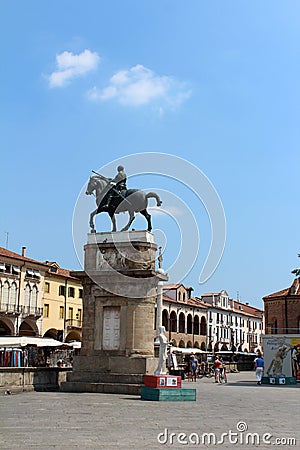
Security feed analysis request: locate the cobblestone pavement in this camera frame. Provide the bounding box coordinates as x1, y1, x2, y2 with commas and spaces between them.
0, 372, 299, 449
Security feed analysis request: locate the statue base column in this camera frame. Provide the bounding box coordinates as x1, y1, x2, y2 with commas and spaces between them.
61, 231, 168, 395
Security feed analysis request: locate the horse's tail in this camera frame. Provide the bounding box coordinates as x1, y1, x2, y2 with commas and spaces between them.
146, 192, 162, 207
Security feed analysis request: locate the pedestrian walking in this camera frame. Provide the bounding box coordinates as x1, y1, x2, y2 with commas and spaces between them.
254, 351, 264, 385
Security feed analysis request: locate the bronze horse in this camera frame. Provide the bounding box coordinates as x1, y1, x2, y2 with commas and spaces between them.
86, 175, 162, 232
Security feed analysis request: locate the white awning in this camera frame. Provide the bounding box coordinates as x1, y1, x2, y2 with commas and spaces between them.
33, 270, 41, 278
170, 347, 207, 354
12, 266, 21, 274
26, 269, 34, 276
0, 337, 64, 348
0, 263, 6, 271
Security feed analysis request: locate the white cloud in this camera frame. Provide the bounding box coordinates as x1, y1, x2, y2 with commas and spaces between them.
87, 64, 191, 109
49, 49, 100, 88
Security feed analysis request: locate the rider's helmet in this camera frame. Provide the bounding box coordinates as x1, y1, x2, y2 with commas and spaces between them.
117, 165, 124, 172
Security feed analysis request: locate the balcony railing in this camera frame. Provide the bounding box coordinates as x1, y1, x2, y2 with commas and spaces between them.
21, 305, 43, 316
66, 319, 82, 328
0, 303, 21, 314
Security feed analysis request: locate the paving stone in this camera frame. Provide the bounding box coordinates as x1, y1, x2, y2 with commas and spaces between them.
0, 372, 299, 449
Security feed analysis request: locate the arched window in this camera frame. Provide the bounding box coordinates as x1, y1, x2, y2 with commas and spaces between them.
169, 311, 177, 332
0, 281, 2, 308
24, 284, 31, 309
10, 282, 17, 308
162, 309, 169, 331
31, 285, 38, 310
194, 315, 200, 335
271, 319, 278, 334
178, 292, 181, 301
179, 339, 185, 348
187, 340, 193, 348
183, 293, 186, 302
179, 312, 185, 333
200, 316, 207, 335
187, 314, 193, 334
3, 281, 9, 305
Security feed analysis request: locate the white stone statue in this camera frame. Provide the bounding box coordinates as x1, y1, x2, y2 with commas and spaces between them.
154, 326, 168, 375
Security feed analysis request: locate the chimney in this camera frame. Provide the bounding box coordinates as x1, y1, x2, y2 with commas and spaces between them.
22, 246, 26, 257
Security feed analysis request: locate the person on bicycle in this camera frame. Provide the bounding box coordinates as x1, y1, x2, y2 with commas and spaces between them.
219, 357, 228, 383
214, 355, 222, 383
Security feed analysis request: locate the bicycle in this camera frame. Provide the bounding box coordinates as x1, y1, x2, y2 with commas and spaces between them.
197, 365, 214, 379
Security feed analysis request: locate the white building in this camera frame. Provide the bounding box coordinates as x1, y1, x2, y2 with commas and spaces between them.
201, 290, 264, 352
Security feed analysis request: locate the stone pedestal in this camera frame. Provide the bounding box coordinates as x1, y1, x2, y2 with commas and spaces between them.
61, 231, 168, 395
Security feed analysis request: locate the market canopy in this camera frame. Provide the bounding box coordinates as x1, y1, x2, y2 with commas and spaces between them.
0, 337, 64, 348
170, 347, 207, 354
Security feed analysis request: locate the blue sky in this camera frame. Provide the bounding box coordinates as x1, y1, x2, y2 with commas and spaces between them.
1, 1, 299, 307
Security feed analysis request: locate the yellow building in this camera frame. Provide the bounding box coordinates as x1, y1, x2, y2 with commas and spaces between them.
43, 262, 83, 343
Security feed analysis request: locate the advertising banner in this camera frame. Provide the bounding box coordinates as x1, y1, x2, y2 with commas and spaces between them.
262, 335, 300, 381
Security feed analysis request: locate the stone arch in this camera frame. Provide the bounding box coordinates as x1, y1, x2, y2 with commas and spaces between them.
169, 310, 177, 332
194, 341, 199, 348
162, 309, 169, 331
171, 339, 177, 347
221, 344, 228, 351
187, 340, 193, 348
0, 318, 14, 336
179, 312, 185, 333
65, 330, 81, 342
179, 339, 185, 348
194, 315, 200, 335
19, 319, 38, 337
201, 341, 206, 351
187, 314, 193, 334
43, 328, 58, 340
214, 342, 220, 352
200, 316, 207, 335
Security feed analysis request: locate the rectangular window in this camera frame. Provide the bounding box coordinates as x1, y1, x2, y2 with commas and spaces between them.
68, 307, 73, 320
77, 309, 82, 322
44, 304, 49, 318
12, 266, 20, 275
79, 289, 83, 298
59, 306, 64, 319
59, 285, 66, 296
68, 287, 75, 298
45, 282, 50, 293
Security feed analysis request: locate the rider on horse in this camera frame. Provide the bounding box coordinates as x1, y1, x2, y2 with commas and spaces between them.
101, 165, 127, 210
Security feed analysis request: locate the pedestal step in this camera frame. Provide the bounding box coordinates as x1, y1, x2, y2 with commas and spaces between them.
66, 372, 144, 384
141, 386, 196, 401
61, 381, 142, 395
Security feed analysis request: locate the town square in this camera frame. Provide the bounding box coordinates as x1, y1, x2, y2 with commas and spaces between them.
1, 1, 299, 449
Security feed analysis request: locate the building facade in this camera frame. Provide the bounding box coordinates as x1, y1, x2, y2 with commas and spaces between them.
0, 247, 47, 337
263, 277, 300, 334
43, 262, 83, 342
161, 284, 208, 349
0, 247, 84, 343
201, 290, 264, 352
